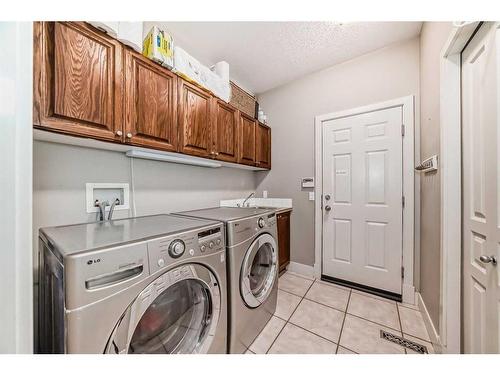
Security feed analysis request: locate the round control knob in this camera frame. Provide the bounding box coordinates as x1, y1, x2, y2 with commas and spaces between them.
169, 239, 185, 258
209, 241, 214, 249
200, 244, 206, 252
157, 258, 165, 267
258, 218, 265, 228
216, 239, 221, 245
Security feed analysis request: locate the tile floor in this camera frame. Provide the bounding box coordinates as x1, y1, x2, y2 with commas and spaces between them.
246, 271, 434, 354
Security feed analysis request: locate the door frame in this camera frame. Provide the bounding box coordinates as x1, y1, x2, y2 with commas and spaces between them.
439, 22, 481, 354
314, 95, 416, 304
0, 22, 33, 353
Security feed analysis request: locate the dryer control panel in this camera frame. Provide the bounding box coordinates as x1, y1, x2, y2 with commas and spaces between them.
148, 223, 224, 275
228, 212, 277, 246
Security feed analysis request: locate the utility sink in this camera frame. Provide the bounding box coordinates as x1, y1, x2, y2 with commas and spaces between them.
220, 198, 293, 212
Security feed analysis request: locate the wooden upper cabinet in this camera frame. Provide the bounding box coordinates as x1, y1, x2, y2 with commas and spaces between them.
212, 99, 239, 162
178, 80, 213, 157
238, 112, 257, 166
123, 49, 178, 151
33, 22, 272, 169
256, 122, 271, 169
33, 22, 123, 142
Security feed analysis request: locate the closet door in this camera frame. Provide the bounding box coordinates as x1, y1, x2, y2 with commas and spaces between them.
33, 22, 123, 142
256, 122, 271, 169
238, 112, 257, 166
123, 49, 178, 151
178, 80, 213, 158
212, 100, 239, 162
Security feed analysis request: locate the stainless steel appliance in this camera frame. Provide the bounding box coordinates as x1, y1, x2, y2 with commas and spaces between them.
38, 214, 227, 354
174, 207, 278, 353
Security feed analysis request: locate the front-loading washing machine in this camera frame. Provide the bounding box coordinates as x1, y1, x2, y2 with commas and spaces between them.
37, 214, 227, 354
174, 207, 279, 353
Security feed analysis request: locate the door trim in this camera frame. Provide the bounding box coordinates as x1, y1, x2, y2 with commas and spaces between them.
314, 95, 416, 304
439, 22, 480, 354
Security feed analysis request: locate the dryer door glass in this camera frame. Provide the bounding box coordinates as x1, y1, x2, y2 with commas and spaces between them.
240, 233, 278, 308
250, 243, 273, 295
128, 279, 211, 354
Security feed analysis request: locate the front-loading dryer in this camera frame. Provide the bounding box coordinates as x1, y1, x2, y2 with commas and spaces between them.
37, 214, 227, 354
174, 207, 279, 353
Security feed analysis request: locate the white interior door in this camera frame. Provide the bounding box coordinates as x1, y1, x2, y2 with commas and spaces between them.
322, 106, 403, 294
462, 22, 500, 354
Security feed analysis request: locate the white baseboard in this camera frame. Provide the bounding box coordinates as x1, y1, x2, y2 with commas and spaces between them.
416, 292, 442, 353
287, 261, 315, 279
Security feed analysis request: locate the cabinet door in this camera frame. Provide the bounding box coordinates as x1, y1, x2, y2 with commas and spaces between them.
33, 22, 123, 142
238, 113, 257, 165
277, 212, 291, 273
256, 122, 271, 169
178, 80, 213, 157
212, 100, 239, 162
123, 50, 178, 151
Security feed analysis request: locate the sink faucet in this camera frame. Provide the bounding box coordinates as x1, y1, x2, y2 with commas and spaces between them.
242, 192, 255, 207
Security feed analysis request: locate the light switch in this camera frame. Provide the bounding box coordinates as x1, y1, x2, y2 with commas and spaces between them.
308, 192, 315, 201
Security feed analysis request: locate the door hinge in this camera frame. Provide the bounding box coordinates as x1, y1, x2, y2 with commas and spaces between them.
401, 266, 405, 279
401, 124, 405, 137
402, 196, 405, 208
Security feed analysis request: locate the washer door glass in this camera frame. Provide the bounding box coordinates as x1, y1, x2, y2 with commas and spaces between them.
128, 279, 211, 354
241, 233, 277, 308
106, 264, 221, 354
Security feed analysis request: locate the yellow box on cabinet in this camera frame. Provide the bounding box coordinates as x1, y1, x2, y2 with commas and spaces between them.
142, 26, 174, 69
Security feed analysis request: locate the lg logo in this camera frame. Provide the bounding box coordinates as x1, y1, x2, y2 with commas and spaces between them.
87, 258, 101, 265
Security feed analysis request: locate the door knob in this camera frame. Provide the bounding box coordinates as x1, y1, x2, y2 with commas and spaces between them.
325, 205, 332, 212
126, 133, 132, 139
115, 130, 123, 136
479, 255, 497, 265
325, 194, 331, 201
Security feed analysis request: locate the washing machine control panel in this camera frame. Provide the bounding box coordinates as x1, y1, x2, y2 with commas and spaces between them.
147, 224, 225, 275
197, 227, 224, 254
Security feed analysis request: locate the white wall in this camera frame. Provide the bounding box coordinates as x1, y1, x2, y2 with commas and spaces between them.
419, 21, 453, 333
0, 22, 33, 353
256, 37, 420, 266
33, 141, 257, 272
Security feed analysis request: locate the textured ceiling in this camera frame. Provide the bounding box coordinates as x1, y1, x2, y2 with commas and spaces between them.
145, 22, 422, 94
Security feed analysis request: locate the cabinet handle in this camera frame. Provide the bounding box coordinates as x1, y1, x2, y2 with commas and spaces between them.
115, 130, 123, 136
126, 133, 132, 139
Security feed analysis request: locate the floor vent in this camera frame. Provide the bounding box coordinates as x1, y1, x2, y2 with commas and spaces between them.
380, 330, 428, 354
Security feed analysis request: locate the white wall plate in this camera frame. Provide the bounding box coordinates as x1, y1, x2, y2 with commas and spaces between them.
85, 183, 130, 213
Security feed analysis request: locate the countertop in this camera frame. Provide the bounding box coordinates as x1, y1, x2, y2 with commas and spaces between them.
273, 207, 293, 215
